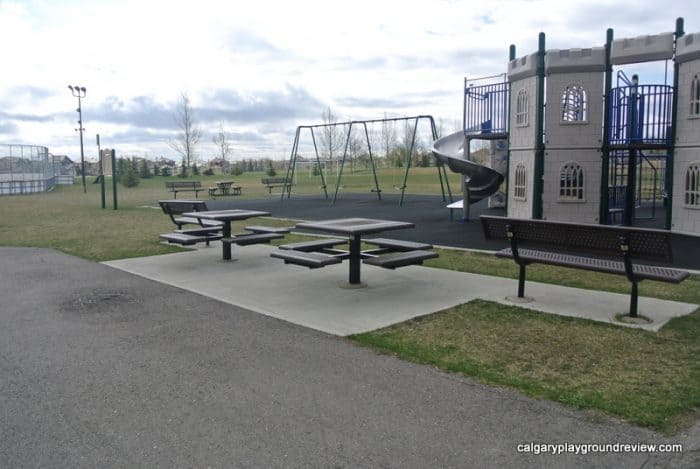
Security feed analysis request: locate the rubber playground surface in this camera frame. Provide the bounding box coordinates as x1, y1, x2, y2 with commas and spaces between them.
206, 192, 700, 270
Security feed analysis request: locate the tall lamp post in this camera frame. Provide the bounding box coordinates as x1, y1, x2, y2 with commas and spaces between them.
68, 85, 87, 193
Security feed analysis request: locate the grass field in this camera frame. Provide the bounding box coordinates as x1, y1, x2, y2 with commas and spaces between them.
1, 170, 698, 434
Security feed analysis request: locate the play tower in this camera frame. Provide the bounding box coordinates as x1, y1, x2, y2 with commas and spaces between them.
455, 17, 700, 236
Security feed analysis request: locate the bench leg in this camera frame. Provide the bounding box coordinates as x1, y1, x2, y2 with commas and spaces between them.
517, 264, 526, 298
629, 282, 639, 318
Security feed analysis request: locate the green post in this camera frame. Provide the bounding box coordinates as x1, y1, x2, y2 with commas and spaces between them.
533, 33, 546, 219
666, 17, 684, 229
111, 149, 118, 210
97, 134, 105, 209
599, 28, 614, 225
504, 44, 516, 216
624, 75, 639, 226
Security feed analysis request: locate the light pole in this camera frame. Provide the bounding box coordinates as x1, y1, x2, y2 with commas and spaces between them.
68, 85, 87, 193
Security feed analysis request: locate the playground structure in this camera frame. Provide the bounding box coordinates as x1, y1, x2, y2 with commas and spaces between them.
430, 17, 700, 236
281, 115, 454, 205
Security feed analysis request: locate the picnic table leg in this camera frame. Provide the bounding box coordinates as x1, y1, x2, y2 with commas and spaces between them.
222, 221, 232, 260
349, 234, 361, 284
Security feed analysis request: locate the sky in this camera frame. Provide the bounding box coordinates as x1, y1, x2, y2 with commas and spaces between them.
0, 0, 697, 163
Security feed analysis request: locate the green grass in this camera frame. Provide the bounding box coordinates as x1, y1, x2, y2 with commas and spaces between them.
350, 300, 700, 433
1, 171, 698, 433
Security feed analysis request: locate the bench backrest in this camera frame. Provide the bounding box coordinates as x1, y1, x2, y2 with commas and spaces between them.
480, 215, 673, 262
165, 181, 202, 189
261, 177, 288, 184
158, 199, 208, 217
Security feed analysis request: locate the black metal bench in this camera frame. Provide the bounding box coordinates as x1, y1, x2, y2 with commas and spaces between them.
165, 180, 205, 199
480, 215, 690, 317
158, 200, 223, 246
261, 177, 293, 194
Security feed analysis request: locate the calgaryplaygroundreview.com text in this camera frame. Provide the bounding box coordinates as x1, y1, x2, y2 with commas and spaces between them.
517, 442, 683, 456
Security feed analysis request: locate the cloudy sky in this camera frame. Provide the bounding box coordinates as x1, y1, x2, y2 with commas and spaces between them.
0, 0, 696, 162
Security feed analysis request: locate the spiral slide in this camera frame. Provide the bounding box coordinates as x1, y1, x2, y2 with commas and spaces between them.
431, 130, 504, 205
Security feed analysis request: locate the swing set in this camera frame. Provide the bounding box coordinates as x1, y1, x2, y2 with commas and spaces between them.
280, 115, 453, 205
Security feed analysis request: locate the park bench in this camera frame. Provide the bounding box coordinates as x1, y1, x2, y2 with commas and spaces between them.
208, 180, 242, 198
480, 215, 690, 317
158, 200, 223, 246
165, 180, 205, 199
261, 177, 293, 194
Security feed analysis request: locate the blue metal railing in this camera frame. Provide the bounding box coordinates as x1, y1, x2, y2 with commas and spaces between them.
464, 81, 509, 135
608, 83, 673, 146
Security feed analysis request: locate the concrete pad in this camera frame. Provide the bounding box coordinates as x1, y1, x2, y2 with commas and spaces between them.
104, 243, 698, 335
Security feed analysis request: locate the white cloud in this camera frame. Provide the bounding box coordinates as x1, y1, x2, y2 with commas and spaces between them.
0, 0, 697, 160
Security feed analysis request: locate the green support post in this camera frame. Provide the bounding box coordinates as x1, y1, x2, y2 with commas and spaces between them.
666, 17, 684, 229
532, 33, 546, 219
111, 149, 118, 210
97, 134, 105, 209
599, 29, 614, 225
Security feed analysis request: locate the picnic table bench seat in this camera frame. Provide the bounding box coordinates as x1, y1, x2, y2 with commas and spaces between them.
364, 238, 433, 251
222, 232, 284, 246
160, 232, 223, 246
480, 215, 690, 317
165, 181, 205, 199
363, 250, 439, 269
278, 238, 347, 252
158, 199, 223, 246
244, 225, 291, 234
270, 250, 343, 269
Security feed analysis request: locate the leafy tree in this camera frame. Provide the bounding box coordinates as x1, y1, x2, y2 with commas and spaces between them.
203, 167, 214, 176
161, 166, 172, 177
231, 163, 243, 176
119, 158, 140, 187
266, 160, 277, 176
139, 159, 152, 178
192, 163, 200, 176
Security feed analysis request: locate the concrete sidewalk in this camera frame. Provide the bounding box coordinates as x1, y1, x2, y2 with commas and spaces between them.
104, 242, 697, 335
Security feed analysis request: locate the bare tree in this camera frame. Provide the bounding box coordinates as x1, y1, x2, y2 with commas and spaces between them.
212, 122, 233, 165
170, 92, 201, 171
379, 112, 396, 164
317, 106, 344, 173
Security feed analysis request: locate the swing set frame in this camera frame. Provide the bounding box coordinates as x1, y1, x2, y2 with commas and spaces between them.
281, 115, 453, 205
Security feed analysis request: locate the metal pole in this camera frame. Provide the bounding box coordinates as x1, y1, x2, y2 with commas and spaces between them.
332, 123, 353, 204
310, 128, 328, 199
78, 96, 86, 193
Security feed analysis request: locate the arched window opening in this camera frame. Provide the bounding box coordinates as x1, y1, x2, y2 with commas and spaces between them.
514, 163, 527, 200
690, 74, 700, 117
686, 163, 700, 207
559, 162, 585, 201
516, 89, 529, 126
561, 84, 588, 123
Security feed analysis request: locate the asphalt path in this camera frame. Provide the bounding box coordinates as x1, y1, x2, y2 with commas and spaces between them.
1, 247, 697, 467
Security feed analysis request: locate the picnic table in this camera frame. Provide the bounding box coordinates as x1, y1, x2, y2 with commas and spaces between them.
183, 209, 271, 260
274, 217, 437, 287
